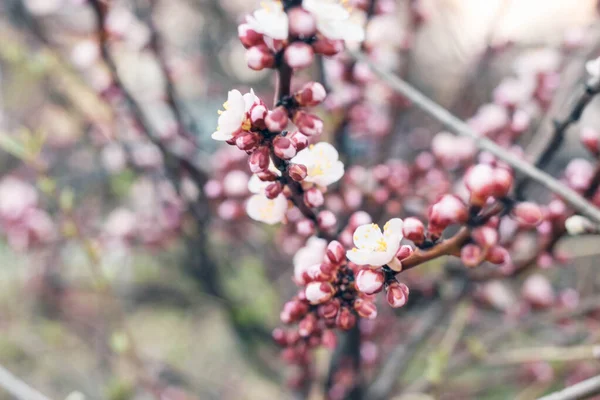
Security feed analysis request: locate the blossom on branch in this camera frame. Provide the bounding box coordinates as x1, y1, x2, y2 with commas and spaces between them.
290, 142, 344, 187
346, 218, 404, 269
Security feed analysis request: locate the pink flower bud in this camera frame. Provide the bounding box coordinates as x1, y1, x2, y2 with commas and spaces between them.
204, 180, 223, 199
248, 146, 270, 173
461, 244, 483, 268
235, 131, 261, 151
522, 274, 555, 309
396, 245, 413, 260
249, 103, 268, 129
511, 202, 543, 227
293, 111, 323, 136
354, 298, 378, 320
355, 269, 385, 295
402, 217, 425, 244
304, 187, 324, 208
288, 131, 308, 151
298, 313, 317, 337
348, 211, 372, 230
265, 182, 283, 199
238, 23, 263, 49
472, 226, 499, 248
492, 168, 513, 198
581, 127, 600, 155
289, 163, 308, 181
296, 219, 315, 236
465, 164, 496, 205
313, 37, 344, 56
295, 82, 327, 107
246, 44, 275, 71
326, 240, 346, 264
318, 298, 341, 319
272, 328, 287, 346
317, 210, 337, 230
280, 300, 309, 323
386, 282, 409, 308
273, 136, 296, 160
288, 7, 317, 37
336, 306, 356, 330
265, 106, 289, 133
257, 169, 279, 181
305, 281, 335, 304
284, 42, 314, 70
486, 245, 510, 265
428, 195, 468, 234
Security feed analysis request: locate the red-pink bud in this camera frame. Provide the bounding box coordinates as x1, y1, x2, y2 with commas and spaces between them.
265, 106, 289, 133
265, 182, 283, 199
461, 244, 483, 268
246, 44, 275, 71
288, 131, 308, 151
248, 146, 270, 173
317, 210, 337, 230
336, 307, 357, 330
402, 217, 425, 244
295, 81, 327, 107
428, 195, 468, 234
522, 274, 555, 309
305, 281, 335, 304
581, 127, 600, 155
288, 7, 317, 38
280, 300, 309, 323
238, 23, 264, 49
492, 168, 513, 198
272, 328, 287, 346
472, 226, 499, 248
273, 136, 296, 160
235, 131, 261, 151
293, 111, 323, 136
288, 164, 308, 181
304, 187, 324, 208
298, 313, 317, 337
355, 269, 385, 295
486, 245, 510, 265
386, 282, 409, 308
511, 202, 543, 227
296, 219, 315, 236
257, 169, 279, 181
322, 329, 337, 349
326, 240, 346, 264
353, 298, 378, 320
465, 164, 496, 205
249, 103, 268, 129
284, 42, 314, 70
318, 298, 341, 319
312, 37, 344, 56
396, 245, 413, 260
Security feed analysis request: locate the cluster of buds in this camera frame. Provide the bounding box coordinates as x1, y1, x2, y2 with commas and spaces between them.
239, 0, 364, 72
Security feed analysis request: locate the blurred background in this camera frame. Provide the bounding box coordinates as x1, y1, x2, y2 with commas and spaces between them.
0, 0, 600, 399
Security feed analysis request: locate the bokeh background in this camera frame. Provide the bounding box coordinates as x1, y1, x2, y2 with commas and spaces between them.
1, 0, 600, 399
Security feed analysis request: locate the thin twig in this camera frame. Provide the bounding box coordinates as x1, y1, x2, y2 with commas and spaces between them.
349, 49, 600, 225
538, 374, 600, 400
0, 364, 52, 400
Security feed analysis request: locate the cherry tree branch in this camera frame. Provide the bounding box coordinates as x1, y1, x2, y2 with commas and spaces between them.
349, 49, 600, 225
537, 374, 600, 400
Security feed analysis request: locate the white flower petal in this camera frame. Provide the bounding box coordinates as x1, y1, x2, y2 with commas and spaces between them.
353, 223, 384, 250
246, 194, 287, 225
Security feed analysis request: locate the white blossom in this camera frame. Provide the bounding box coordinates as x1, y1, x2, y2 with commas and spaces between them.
290, 142, 344, 187
346, 218, 403, 268
211, 89, 257, 141
247, 1, 289, 40
302, 0, 365, 42
565, 215, 593, 236
246, 166, 287, 225
293, 236, 327, 284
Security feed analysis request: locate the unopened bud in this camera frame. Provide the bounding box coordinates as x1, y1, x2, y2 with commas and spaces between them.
326, 240, 346, 264
353, 298, 378, 319
336, 306, 356, 330
249, 103, 268, 129
304, 187, 324, 208
238, 23, 263, 49
295, 81, 327, 107
465, 164, 496, 205
246, 44, 275, 71
461, 244, 483, 268
511, 202, 543, 227
298, 313, 317, 337
318, 298, 341, 319
305, 281, 335, 304
472, 226, 499, 248
386, 282, 409, 308
288, 131, 308, 151
317, 210, 337, 230
284, 42, 314, 70
293, 111, 323, 136
265, 182, 283, 199
396, 245, 413, 260
248, 146, 270, 173
288, 7, 317, 38
265, 107, 289, 133
289, 163, 308, 181
402, 217, 425, 244
522, 274, 555, 309
355, 269, 385, 295
313, 37, 344, 56
428, 195, 468, 234
235, 131, 261, 151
